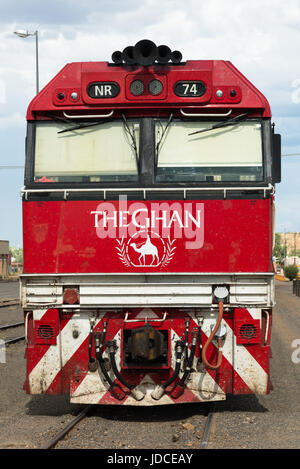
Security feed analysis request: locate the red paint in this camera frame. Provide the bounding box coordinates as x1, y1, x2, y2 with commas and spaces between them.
26, 60, 270, 120
23, 199, 272, 274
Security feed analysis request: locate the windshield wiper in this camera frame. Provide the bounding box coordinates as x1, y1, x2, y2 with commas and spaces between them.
57, 118, 113, 134
121, 114, 139, 167
155, 113, 173, 163
188, 113, 248, 136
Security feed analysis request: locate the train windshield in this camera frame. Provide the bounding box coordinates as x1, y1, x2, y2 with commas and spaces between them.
34, 120, 139, 183
155, 119, 263, 183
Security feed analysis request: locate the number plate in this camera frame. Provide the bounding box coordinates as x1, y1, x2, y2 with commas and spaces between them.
174, 80, 206, 97
87, 82, 120, 99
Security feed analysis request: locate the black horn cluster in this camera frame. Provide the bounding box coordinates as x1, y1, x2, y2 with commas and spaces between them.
111, 39, 183, 66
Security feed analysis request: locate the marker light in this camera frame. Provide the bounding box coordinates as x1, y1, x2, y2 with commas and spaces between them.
63, 288, 79, 305
149, 79, 163, 96
130, 80, 145, 96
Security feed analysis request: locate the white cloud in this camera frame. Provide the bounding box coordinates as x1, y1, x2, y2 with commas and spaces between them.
0, 112, 23, 128
0, 0, 300, 242
0, 78, 5, 104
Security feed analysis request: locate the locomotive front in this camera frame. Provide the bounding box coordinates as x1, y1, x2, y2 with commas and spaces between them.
21, 40, 281, 405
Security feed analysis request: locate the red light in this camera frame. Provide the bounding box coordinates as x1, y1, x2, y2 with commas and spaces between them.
63, 288, 79, 305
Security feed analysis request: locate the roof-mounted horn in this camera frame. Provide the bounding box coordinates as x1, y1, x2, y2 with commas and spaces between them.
111, 40, 183, 66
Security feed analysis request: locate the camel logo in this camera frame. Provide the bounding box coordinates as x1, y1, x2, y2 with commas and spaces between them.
116, 231, 176, 268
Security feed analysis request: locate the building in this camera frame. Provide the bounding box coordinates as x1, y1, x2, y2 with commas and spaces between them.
278, 232, 300, 257
0, 240, 9, 279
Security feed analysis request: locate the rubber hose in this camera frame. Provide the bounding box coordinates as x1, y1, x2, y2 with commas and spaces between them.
96, 348, 115, 388
88, 323, 94, 363
202, 301, 224, 370
109, 350, 134, 391
184, 321, 189, 362
162, 346, 183, 389
179, 341, 197, 386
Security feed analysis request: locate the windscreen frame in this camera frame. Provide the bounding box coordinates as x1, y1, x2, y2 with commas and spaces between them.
154, 116, 266, 184
24, 117, 273, 190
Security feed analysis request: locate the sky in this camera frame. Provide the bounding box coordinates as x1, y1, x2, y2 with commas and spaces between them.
0, 0, 300, 247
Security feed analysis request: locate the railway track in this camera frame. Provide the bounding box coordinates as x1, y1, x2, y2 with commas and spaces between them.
0, 321, 25, 345
0, 321, 23, 330
40, 405, 94, 449
0, 299, 20, 308
40, 402, 216, 450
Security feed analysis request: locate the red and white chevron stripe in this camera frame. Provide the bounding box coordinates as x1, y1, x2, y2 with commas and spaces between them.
24, 307, 272, 405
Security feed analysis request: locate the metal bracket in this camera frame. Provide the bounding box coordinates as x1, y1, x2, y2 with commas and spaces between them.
124, 312, 167, 323
63, 110, 114, 119
180, 109, 232, 117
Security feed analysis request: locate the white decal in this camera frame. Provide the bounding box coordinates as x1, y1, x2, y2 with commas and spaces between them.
91, 197, 204, 268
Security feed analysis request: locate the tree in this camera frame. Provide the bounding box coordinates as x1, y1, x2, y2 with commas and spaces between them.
284, 264, 299, 281
273, 233, 284, 262
9, 246, 23, 263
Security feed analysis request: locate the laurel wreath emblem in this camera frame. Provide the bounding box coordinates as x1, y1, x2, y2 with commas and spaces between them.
161, 237, 176, 268
115, 237, 131, 267
115, 236, 176, 268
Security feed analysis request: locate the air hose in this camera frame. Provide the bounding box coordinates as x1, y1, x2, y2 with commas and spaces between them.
151, 340, 185, 400
170, 330, 197, 399
202, 301, 224, 370
88, 320, 97, 372
107, 341, 145, 401
95, 333, 125, 400
184, 318, 190, 362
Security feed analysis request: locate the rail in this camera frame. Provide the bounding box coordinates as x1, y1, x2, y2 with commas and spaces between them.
0, 321, 25, 345
20, 184, 274, 201
39, 402, 216, 449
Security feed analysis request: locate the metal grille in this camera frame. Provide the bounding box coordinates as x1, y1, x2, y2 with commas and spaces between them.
37, 324, 55, 339
235, 319, 260, 345
35, 321, 57, 345
239, 324, 258, 340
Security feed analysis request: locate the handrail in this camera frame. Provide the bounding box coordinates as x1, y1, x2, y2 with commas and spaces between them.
63, 110, 114, 119
24, 311, 32, 344
180, 109, 232, 117
20, 184, 274, 200
262, 309, 270, 345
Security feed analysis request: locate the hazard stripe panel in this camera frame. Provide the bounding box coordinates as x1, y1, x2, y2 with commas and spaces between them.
25, 307, 271, 404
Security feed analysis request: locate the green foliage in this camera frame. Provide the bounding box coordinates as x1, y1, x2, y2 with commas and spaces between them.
273, 233, 284, 262
284, 264, 299, 281
9, 246, 23, 263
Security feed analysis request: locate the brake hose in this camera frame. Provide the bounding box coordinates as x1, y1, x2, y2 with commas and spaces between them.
151, 341, 184, 400
202, 301, 224, 370
95, 333, 125, 400
108, 342, 134, 391
170, 331, 197, 399
108, 341, 145, 401
184, 319, 190, 363
178, 330, 197, 386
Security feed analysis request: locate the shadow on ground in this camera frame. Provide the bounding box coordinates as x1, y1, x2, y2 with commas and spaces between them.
25, 393, 268, 422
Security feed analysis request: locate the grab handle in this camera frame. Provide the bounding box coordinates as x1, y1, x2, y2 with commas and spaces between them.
25, 311, 33, 344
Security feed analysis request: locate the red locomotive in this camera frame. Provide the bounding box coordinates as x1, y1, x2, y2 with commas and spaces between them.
21, 40, 281, 405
